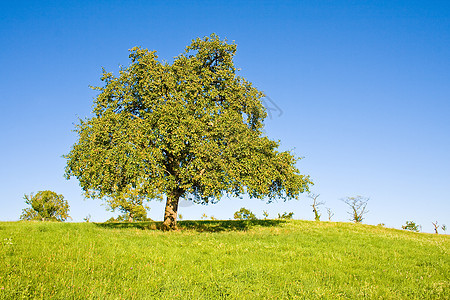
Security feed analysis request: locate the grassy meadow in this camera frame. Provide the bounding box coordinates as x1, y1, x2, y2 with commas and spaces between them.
0, 220, 448, 299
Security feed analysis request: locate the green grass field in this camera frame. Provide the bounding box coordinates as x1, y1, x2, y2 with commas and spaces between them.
0, 220, 448, 299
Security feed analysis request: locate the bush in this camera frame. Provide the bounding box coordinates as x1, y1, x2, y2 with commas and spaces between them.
106, 215, 152, 223
402, 221, 420, 232
233, 208, 257, 220
105, 188, 150, 222
277, 212, 294, 220
20, 191, 70, 221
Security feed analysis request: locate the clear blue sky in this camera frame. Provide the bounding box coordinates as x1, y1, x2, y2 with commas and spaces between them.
1, 1, 449, 233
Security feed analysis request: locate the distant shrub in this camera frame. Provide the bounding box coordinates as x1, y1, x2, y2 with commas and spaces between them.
402, 221, 420, 232
20, 191, 70, 222
277, 212, 294, 220
105, 188, 150, 222
107, 215, 152, 222
234, 208, 257, 220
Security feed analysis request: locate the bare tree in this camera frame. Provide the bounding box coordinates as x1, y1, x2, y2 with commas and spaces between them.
432, 221, 443, 234
308, 193, 325, 221
342, 196, 369, 223
326, 207, 334, 221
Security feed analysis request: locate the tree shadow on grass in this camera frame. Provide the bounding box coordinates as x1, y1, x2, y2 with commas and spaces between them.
94, 219, 285, 232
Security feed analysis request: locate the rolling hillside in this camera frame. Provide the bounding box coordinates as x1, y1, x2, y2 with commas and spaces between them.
0, 220, 448, 299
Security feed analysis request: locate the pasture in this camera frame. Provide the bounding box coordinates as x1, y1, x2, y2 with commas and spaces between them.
0, 220, 448, 299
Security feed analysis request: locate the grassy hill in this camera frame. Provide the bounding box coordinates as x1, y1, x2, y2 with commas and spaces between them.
0, 220, 448, 299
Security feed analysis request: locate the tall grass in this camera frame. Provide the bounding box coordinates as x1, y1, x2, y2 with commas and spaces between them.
0, 220, 448, 299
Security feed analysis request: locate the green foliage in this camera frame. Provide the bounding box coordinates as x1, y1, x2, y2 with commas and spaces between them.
20, 191, 70, 222
105, 188, 150, 222
1, 221, 448, 298
402, 221, 420, 232
313, 210, 321, 221
277, 212, 294, 220
64, 34, 312, 230
106, 215, 152, 223
342, 195, 369, 223
233, 207, 257, 220
83, 214, 91, 222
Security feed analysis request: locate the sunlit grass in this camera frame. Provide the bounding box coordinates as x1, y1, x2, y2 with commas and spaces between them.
0, 220, 448, 299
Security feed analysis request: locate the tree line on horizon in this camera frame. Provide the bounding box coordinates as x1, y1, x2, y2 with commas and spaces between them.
18, 189, 447, 234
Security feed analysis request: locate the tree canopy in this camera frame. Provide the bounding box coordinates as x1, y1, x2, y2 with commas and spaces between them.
65, 34, 312, 230
20, 191, 70, 221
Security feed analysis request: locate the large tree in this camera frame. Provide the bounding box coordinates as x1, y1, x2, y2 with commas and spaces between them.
65, 34, 312, 230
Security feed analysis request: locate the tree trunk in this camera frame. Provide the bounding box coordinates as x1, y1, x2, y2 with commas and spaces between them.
162, 191, 181, 230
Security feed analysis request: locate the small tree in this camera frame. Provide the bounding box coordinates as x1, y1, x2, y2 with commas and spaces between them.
326, 207, 334, 221
308, 193, 324, 221
342, 196, 369, 223
105, 188, 150, 222
432, 221, 446, 234
234, 208, 257, 220
402, 221, 420, 232
20, 191, 70, 222
432, 221, 439, 234
277, 212, 294, 220
263, 210, 269, 219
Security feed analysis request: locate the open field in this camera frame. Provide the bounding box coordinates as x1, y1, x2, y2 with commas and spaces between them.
0, 220, 448, 299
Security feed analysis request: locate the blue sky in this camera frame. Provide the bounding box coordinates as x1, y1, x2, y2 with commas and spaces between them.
1, 1, 449, 233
